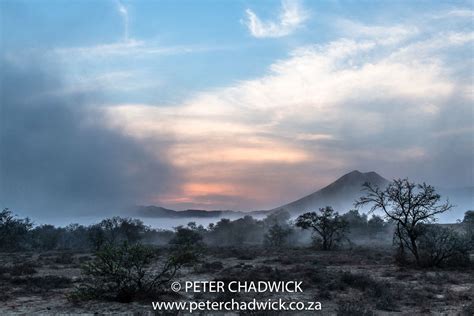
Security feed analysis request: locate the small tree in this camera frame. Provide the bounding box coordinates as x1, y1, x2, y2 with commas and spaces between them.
264, 224, 292, 248
367, 215, 386, 237
463, 210, 474, 224
295, 207, 348, 250
169, 223, 205, 262
30, 224, 62, 250
263, 210, 291, 227
341, 209, 368, 236
87, 217, 148, 250
355, 179, 452, 266
463, 211, 474, 248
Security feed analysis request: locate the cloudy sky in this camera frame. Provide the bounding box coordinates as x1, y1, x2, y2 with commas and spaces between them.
1, 0, 473, 217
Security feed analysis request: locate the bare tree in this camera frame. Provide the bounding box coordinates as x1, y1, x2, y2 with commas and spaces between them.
295, 206, 348, 250
355, 179, 452, 266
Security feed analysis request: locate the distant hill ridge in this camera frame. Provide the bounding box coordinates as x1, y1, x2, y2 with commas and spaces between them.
135, 206, 245, 218
135, 170, 389, 218
134, 170, 472, 220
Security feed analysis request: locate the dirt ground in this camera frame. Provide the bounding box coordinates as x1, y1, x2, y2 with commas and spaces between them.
0, 246, 472, 315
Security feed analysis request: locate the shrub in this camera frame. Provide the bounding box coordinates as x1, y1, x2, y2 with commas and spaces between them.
195, 261, 224, 273
30, 225, 62, 250
10, 275, 72, 291
88, 217, 148, 250
54, 252, 75, 265
340, 271, 375, 290
71, 243, 185, 302
0, 208, 33, 251
417, 225, 471, 267
9, 262, 37, 276
264, 224, 292, 248
461, 302, 474, 316
339, 271, 397, 310
169, 224, 205, 263
336, 300, 374, 316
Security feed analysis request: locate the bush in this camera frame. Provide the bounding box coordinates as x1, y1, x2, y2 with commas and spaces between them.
54, 252, 75, 265
264, 224, 292, 248
336, 300, 374, 316
88, 217, 148, 250
71, 243, 185, 302
461, 302, 474, 316
418, 225, 471, 267
195, 261, 224, 273
9, 262, 37, 276
169, 224, 205, 263
30, 225, 62, 250
340, 271, 376, 291
10, 275, 72, 291
0, 208, 33, 251
339, 272, 397, 310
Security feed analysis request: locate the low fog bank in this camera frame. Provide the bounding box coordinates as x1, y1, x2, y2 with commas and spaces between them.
25, 207, 470, 231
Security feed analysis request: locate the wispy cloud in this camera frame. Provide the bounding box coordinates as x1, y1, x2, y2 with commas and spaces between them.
432, 8, 474, 19
244, 0, 309, 38
117, 1, 129, 40
336, 19, 418, 45
53, 39, 225, 59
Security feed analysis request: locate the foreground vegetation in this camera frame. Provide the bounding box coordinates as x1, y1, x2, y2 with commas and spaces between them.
1, 179, 473, 314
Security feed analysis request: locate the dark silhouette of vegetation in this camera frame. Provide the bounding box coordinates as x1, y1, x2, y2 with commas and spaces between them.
71, 243, 186, 302
356, 179, 453, 266
30, 225, 62, 251
463, 210, 474, 224
367, 215, 387, 237
295, 207, 348, 250
463, 211, 474, 249
0, 208, 32, 251
417, 225, 471, 267
88, 217, 148, 250
264, 223, 292, 248
169, 222, 205, 261
341, 209, 367, 235
263, 210, 293, 247
206, 215, 264, 246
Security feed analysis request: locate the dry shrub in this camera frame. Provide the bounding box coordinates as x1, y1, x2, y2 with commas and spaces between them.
70, 243, 187, 302
336, 299, 374, 316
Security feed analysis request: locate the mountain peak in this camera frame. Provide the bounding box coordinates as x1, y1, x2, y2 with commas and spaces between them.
334, 170, 385, 183
272, 170, 389, 214
347, 170, 362, 175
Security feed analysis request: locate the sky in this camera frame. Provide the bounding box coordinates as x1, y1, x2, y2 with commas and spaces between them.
1, 0, 473, 218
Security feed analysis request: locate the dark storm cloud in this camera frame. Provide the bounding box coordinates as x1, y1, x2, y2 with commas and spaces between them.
0, 59, 178, 217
